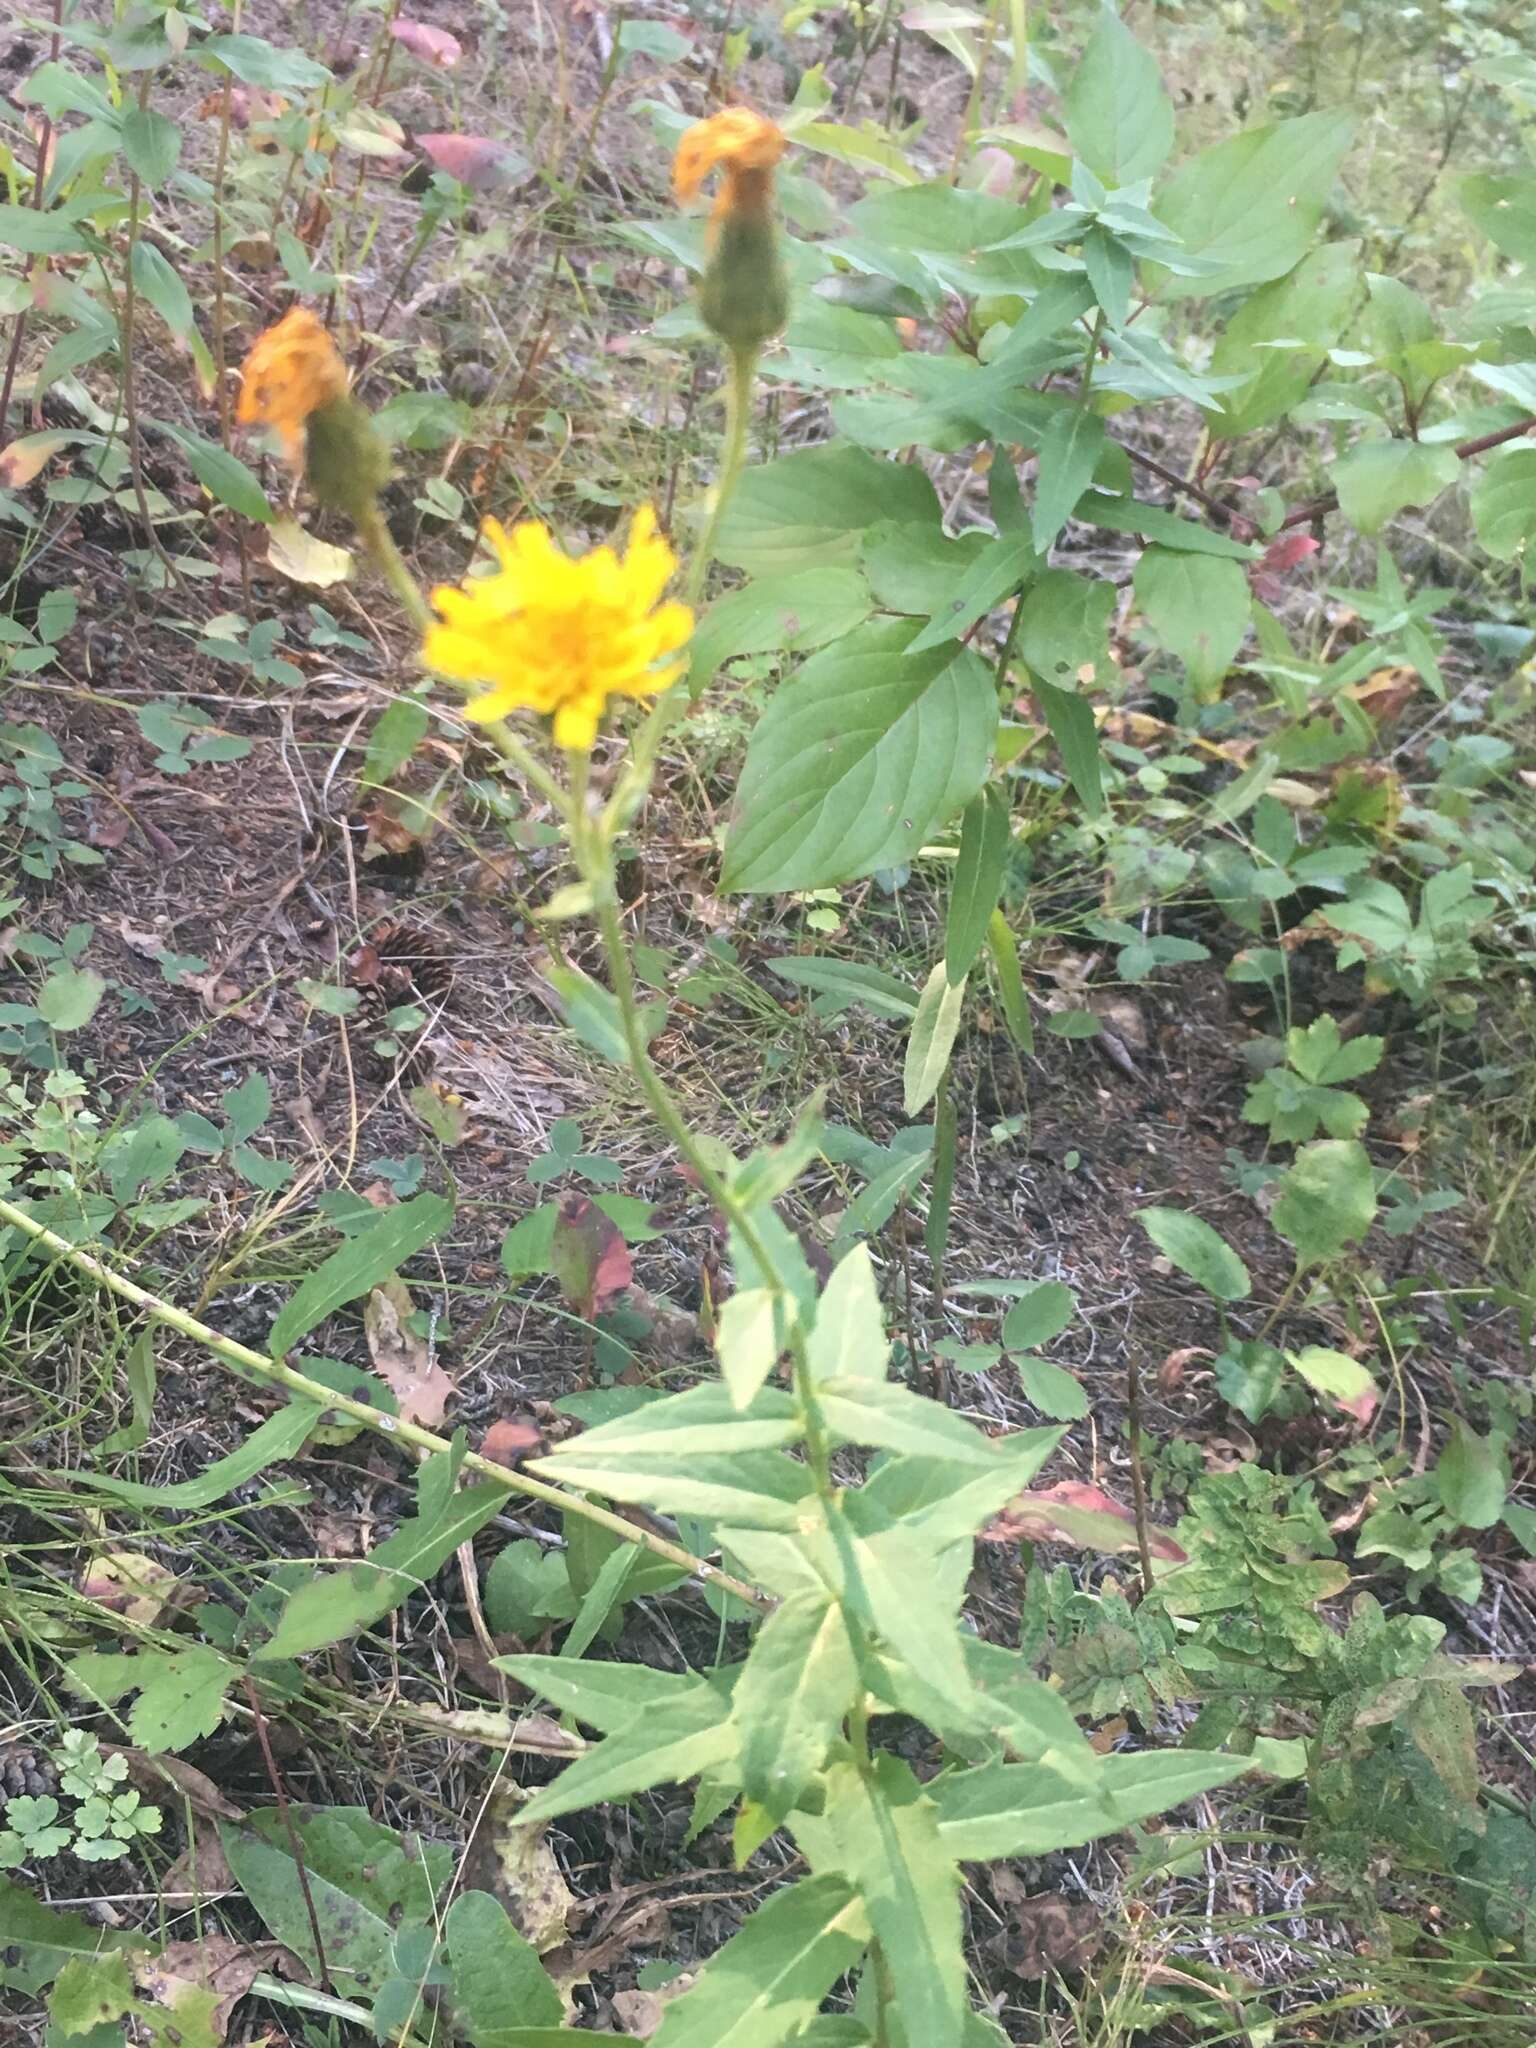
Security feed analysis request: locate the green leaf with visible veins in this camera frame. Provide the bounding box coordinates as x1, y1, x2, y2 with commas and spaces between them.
822, 1758, 967, 2046
126, 1647, 231, 1754
723, 619, 996, 894
732, 1592, 858, 1822
650, 1874, 868, 2048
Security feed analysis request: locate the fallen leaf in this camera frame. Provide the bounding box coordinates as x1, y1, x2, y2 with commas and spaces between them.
267, 515, 353, 589
480, 1415, 545, 1466
1249, 530, 1319, 605
390, 19, 463, 66
1156, 1346, 1213, 1396
994, 1892, 1102, 1979
987, 1482, 1187, 1563
78, 1550, 182, 1626
550, 1193, 632, 1320
408, 1703, 584, 1754
134, 1934, 285, 2041
418, 132, 530, 193
0, 431, 72, 487
613, 1983, 691, 2037
110, 1750, 243, 1820
163, 1818, 238, 1902
364, 1278, 455, 1427
460, 1782, 577, 1954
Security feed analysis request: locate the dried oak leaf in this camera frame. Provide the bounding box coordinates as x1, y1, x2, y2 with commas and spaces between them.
364, 1277, 454, 1426
993, 1893, 1103, 1980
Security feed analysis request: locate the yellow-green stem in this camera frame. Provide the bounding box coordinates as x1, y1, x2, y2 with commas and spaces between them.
577, 818, 835, 1501
0, 1195, 768, 1609
609, 344, 760, 834
685, 343, 758, 612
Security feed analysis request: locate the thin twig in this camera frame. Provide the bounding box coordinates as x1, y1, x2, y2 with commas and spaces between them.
1125, 1351, 1156, 1606
1278, 414, 1536, 531
243, 1677, 332, 1991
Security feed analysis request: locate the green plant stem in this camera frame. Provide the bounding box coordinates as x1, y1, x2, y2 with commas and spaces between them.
0, 1195, 769, 1609
1257, 1262, 1304, 1342
577, 818, 836, 1501
606, 346, 760, 834
685, 343, 757, 612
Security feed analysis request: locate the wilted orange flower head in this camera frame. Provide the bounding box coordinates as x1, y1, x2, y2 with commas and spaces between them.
424, 506, 693, 751
673, 107, 785, 219
236, 307, 348, 468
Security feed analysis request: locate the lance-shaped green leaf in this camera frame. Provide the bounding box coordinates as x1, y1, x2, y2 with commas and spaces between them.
1064, 3, 1175, 187
63, 1398, 320, 1508
904, 961, 968, 1116
946, 785, 1012, 986
497, 1654, 703, 1730
1032, 406, 1106, 552
268, 1192, 453, 1358
514, 1681, 738, 1826
528, 1446, 815, 1531
823, 1759, 966, 2046
806, 1242, 890, 1387
254, 1470, 507, 1660
732, 1592, 858, 1822
906, 531, 1036, 654
723, 619, 996, 894
650, 1874, 868, 2048
766, 954, 918, 1019
932, 1749, 1246, 1859
817, 1377, 1005, 1465
1135, 1206, 1251, 1303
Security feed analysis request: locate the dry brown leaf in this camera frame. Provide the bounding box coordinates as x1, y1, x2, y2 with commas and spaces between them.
134, 1933, 286, 2040
612, 1980, 693, 2037
994, 1892, 1103, 1980
390, 19, 463, 67
407, 1703, 584, 1754
110, 1750, 243, 1820
460, 1782, 577, 1954
78, 1551, 182, 1626
163, 1820, 237, 1902
364, 1278, 454, 1427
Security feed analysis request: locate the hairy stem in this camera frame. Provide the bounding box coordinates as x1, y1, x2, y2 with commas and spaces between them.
0, 1195, 769, 1607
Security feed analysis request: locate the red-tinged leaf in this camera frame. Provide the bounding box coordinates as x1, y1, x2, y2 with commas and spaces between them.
1250, 531, 1319, 604
549, 1193, 633, 1320
417, 132, 530, 193
987, 1481, 1187, 1563
480, 1415, 546, 1466
391, 19, 463, 68
0, 431, 72, 487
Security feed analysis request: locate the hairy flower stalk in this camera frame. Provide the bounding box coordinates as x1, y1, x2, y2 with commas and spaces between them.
671, 108, 789, 613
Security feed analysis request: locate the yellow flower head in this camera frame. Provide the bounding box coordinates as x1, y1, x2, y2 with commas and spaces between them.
673, 107, 785, 222
236, 307, 349, 468
424, 506, 693, 751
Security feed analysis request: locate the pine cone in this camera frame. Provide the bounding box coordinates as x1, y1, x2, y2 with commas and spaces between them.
0, 1745, 59, 1802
